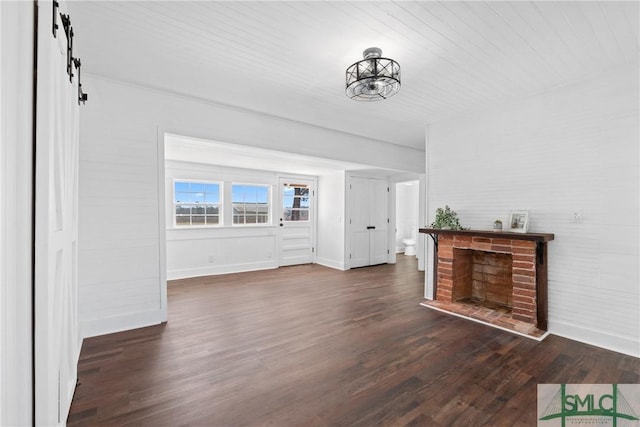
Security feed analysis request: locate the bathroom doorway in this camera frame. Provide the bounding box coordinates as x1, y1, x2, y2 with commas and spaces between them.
395, 180, 420, 257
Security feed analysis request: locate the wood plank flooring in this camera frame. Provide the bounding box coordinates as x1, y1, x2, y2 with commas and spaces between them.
68, 257, 639, 426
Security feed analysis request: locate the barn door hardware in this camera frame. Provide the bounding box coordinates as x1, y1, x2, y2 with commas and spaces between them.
52, 1, 59, 37
59, 13, 74, 82
72, 58, 88, 105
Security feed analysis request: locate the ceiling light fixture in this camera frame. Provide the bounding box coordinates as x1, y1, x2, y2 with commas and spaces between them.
345, 47, 400, 101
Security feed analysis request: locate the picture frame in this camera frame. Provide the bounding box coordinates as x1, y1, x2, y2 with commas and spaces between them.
508, 210, 529, 233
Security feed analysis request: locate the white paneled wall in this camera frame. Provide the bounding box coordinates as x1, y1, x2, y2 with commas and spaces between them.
79, 85, 163, 338
165, 160, 280, 279
316, 172, 346, 270
79, 76, 423, 338
0, 2, 34, 424
426, 62, 639, 356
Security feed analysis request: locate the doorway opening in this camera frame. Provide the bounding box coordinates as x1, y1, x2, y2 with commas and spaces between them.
395, 180, 419, 257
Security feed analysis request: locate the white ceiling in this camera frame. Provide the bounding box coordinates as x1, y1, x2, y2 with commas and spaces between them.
69, 1, 639, 151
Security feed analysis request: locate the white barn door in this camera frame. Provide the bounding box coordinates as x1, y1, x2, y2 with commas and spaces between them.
34, 1, 82, 425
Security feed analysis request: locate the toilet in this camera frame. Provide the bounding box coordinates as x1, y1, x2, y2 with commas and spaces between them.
402, 237, 417, 256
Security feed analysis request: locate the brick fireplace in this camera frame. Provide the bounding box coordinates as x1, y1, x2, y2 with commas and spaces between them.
419, 228, 554, 338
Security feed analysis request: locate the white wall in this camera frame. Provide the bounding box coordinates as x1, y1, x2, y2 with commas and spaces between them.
425, 62, 639, 357
316, 172, 346, 270
79, 76, 424, 338
395, 181, 419, 253
0, 3, 34, 424
166, 160, 281, 279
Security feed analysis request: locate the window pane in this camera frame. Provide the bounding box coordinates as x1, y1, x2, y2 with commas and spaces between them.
206, 205, 219, 214
192, 216, 205, 225
233, 214, 242, 224
192, 206, 205, 215
175, 182, 189, 192
232, 185, 246, 203
176, 205, 190, 215
206, 215, 219, 225
175, 192, 192, 203
257, 215, 269, 223
298, 197, 310, 208
295, 187, 309, 197
284, 208, 309, 222
190, 183, 205, 193
176, 216, 190, 225
205, 193, 219, 203
205, 184, 219, 203
255, 187, 268, 203
283, 196, 294, 209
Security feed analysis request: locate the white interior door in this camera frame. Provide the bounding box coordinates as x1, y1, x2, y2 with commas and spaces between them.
369, 179, 389, 265
349, 177, 372, 268
34, 2, 81, 425
349, 177, 388, 268
277, 177, 315, 266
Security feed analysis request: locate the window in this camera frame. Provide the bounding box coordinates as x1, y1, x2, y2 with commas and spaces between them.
232, 184, 270, 225
174, 181, 221, 226
282, 183, 310, 221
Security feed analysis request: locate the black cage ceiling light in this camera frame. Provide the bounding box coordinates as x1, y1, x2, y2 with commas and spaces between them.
345, 47, 400, 101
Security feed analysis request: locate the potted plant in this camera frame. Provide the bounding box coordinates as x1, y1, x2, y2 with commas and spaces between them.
493, 219, 502, 231
430, 205, 464, 230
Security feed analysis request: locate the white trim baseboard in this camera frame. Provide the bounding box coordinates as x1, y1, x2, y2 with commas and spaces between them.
315, 258, 346, 271
167, 260, 277, 280
549, 320, 640, 359
81, 310, 164, 339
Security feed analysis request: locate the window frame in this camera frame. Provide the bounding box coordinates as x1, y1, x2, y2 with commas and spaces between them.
231, 182, 272, 227
173, 179, 223, 228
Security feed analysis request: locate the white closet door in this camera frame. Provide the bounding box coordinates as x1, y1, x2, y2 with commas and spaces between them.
349, 177, 371, 268
349, 177, 388, 268
34, 2, 81, 425
369, 179, 389, 265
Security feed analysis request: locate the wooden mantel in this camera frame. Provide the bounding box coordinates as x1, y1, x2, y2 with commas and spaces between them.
419, 228, 554, 331
419, 228, 554, 242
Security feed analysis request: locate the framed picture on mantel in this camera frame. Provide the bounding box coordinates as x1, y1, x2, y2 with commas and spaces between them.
509, 210, 529, 233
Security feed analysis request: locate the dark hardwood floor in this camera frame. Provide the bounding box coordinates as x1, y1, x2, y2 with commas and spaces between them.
68, 257, 639, 426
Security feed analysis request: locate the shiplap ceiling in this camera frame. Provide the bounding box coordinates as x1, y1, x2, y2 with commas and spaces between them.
69, 1, 639, 150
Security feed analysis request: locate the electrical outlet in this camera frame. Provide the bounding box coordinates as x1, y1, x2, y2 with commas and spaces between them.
571, 210, 583, 223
